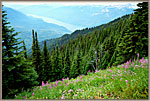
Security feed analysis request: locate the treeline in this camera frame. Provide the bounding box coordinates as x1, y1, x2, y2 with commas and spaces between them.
2, 2, 148, 99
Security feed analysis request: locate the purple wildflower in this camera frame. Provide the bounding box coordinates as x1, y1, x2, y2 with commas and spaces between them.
61, 94, 65, 99
60, 84, 62, 86
137, 53, 139, 58
49, 83, 51, 88
76, 79, 78, 82
23, 96, 26, 99
68, 89, 73, 93
46, 81, 48, 86
80, 76, 82, 79
145, 60, 147, 64
129, 59, 131, 63
42, 81, 45, 87
78, 89, 82, 92
131, 62, 134, 67
32, 92, 34, 96
141, 64, 143, 68
125, 80, 128, 83
101, 85, 103, 88
53, 83, 55, 88
56, 81, 58, 85
125, 65, 128, 69
110, 70, 112, 72
127, 61, 129, 65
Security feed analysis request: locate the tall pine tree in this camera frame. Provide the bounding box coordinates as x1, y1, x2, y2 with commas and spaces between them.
2, 7, 38, 99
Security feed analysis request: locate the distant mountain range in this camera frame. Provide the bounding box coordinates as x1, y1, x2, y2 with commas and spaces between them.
3, 4, 135, 50
3, 6, 71, 49
12, 4, 135, 28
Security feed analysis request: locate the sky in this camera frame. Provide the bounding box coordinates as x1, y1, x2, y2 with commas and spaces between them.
3, 1, 140, 9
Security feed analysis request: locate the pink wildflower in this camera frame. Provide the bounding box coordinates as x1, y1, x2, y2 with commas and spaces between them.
46, 81, 48, 86
125, 80, 128, 83
80, 76, 82, 79
68, 89, 73, 93
49, 83, 51, 88
53, 83, 55, 88
56, 81, 58, 85
42, 81, 45, 87
142, 57, 144, 61
78, 89, 82, 92
137, 53, 139, 58
141, 64, 143, 68
131, 62, 134, 67
101, 85, 103, 88
125, 65, 128, 69
60, 84, 62, 86
40, 86, 42, 89
62, 78, 64, 81
32, 92, 34, 96
129, 59, 131, 63
75, 94, 77, 96
76, 79, 78, 82
110, 70, 112, 72
127, 61, 129, 65
23, 96, 26, 99
61, 94, 65, 99
67, 77, 69, 80
145, 60, 147, 64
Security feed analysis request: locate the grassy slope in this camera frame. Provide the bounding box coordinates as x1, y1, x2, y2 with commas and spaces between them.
15, 57, 148, 99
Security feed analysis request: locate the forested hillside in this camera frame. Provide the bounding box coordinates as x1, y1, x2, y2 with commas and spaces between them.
28, 14, 130, 55
2, 2, 148, 99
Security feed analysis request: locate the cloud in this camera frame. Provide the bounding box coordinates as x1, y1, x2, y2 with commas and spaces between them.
101, 8, 109, 13
92, 13, 100, 16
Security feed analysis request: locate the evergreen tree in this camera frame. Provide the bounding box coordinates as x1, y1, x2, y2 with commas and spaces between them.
116, 2, 148, 64
42, 40, 52, 81
2, 7, 38, 98
22, 40, 27, 59
32, 31, 43, 82
64, 48, 71, 78
31, 30, 36, 67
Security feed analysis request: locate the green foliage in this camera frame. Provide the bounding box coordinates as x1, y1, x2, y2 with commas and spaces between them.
14, 58, 148, 99
42, 40, 52, 81
23, 40, 27, 58
31, 31, 43, 82
115, 2, 148, 65
2, 7, 38, 98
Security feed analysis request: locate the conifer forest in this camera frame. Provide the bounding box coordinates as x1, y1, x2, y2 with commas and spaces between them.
2, 2, 148, 99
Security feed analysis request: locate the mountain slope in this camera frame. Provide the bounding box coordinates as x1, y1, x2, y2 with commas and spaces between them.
14, 57, 148, 99
3, 6, 71, 49
27, 14, 130, 55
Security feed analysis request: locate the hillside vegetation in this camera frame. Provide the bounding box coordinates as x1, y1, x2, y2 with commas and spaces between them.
15, 57, 148, 99
2, 2, 148, 99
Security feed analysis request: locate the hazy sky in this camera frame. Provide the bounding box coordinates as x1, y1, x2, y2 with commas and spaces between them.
3, 1, 140, 9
